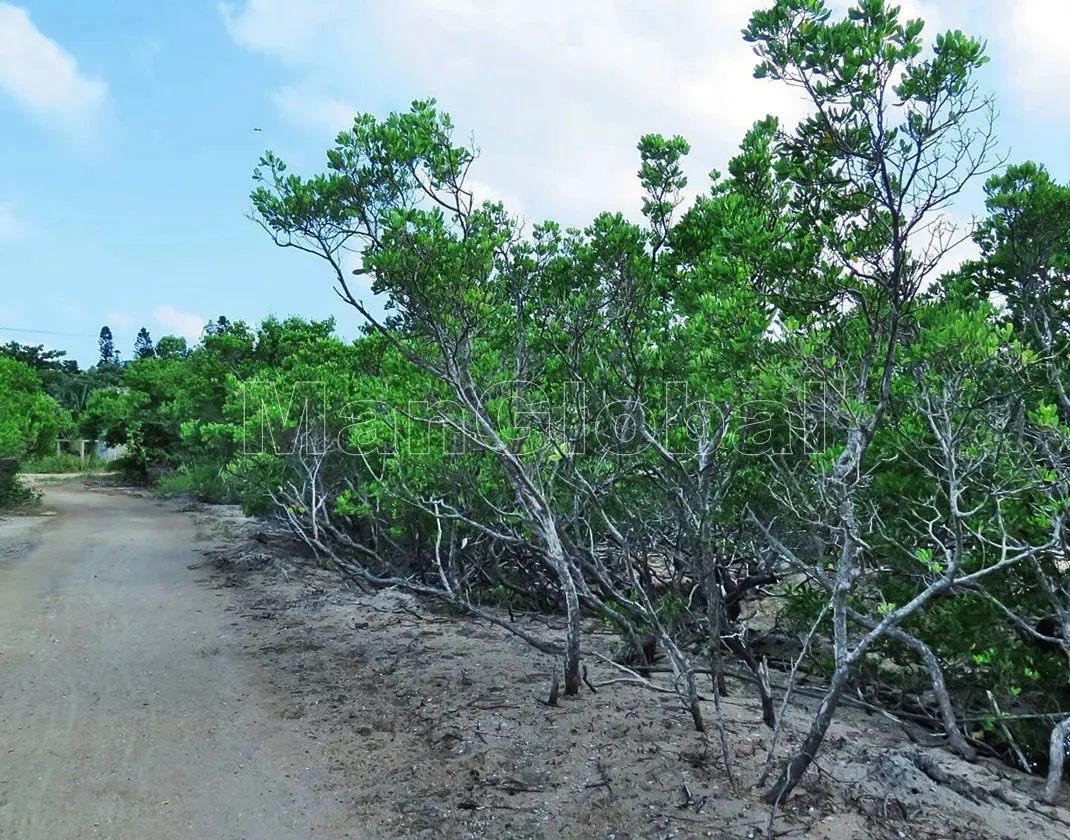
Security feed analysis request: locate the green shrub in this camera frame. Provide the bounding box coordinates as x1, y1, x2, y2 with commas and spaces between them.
21, 452, 99, 474
0, 457, 41, 508
0, 357, 71, 459
156, 463, 235, 504
0, 456, 19, 502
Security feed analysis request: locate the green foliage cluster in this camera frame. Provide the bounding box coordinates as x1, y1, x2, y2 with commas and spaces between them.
11, 0, 1070, 796
0, 357, 69, 458
20, 452, 100, 474
0, 356, 72, 505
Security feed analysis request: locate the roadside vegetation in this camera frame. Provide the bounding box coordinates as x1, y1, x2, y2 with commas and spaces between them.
0, 355, 71, 506
4, 0, 1068, 813
19, 453, 102, 474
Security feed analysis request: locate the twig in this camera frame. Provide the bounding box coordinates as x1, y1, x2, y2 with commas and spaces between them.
584, 758, 613, 796
591, 653, 712, 699
581, 663, 598, 694
590, 677, 677, 695
987, 690, 1032, 774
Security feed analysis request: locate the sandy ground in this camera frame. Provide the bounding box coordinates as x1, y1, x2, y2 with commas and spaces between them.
2, 480, 1070, 840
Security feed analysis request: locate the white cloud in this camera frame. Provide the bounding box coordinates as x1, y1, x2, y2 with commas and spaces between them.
272, 85, 356, 136
831, 0, 1066, 123
920, 215, 982, 285
222, 0, 810, 226
1005, 0, 1070, 115
466, 178, 527, 219
827, 0, 969, 36
220, 0, 356, 65
154, 305, 207, 342
0, 3, 108, 136
223, 0, 1038, 232
0, 203, 24, 240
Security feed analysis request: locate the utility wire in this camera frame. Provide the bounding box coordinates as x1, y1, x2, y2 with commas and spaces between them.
0, 327, 100, 338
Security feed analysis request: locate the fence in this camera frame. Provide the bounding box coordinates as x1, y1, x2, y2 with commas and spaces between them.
55, 439, 126, 467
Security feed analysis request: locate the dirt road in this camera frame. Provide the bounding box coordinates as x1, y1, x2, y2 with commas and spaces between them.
0, 482, 356, 840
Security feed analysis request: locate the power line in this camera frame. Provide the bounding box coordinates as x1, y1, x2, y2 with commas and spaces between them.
0, 327, 100, 338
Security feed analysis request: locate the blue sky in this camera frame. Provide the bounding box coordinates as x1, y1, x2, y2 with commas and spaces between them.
2, 0, 1069, 368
